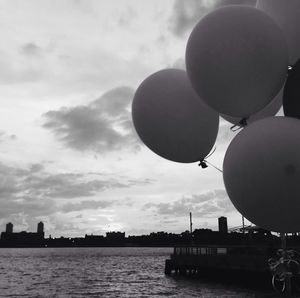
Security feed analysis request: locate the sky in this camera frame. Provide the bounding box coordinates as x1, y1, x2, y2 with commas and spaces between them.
0, 0, 258, 237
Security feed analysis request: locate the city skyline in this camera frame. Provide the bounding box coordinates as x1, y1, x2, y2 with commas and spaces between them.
0, 215, 232, 237
0, 0, 258, 238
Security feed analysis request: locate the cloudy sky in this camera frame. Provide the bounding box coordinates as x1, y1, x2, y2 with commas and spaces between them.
0, 0, 257, 237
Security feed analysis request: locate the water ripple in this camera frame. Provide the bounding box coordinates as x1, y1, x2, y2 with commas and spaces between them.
0, 247, 275, 297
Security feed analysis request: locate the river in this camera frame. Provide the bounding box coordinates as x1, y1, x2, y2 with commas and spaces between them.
0, 247, 277, 297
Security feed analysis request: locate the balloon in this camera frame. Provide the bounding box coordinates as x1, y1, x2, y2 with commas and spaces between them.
185, 6, 288, 118
257, 0, 300, 65
223, 117, 300, 233
221, 87, 283, 125
132, 69, 219, 163
283, 59, 300, 119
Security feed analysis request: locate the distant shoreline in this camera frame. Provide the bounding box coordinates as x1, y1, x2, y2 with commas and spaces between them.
0, 245, 174, 248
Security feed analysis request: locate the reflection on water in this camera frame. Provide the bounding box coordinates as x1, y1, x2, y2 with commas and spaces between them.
0, 247, 274, 297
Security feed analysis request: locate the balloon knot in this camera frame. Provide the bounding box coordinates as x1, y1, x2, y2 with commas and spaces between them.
230, 117, 248, 131
198, 160, 208, 168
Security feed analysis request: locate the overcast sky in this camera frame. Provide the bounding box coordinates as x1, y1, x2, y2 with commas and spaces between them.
0, 0, 257, 237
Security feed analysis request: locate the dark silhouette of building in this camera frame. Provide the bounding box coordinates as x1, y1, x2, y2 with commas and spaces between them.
0, 217, 288, 248
83, 234, 105, 246
106, 231, 125, 245
6, 222, 13, 233
218, 216, 228, 234
46, 236, 72, 247
0, 222, 45, 247
106, 231, 125, 240
37, 222, 44, 237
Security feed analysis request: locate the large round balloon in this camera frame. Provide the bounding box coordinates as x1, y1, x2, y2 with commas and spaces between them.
132, 69, 219, 163
283, 59, 300, 119
223, 117, 300, 233
257, 0, 300, 65
222, 87, 283, 125
185, 6, 288, 118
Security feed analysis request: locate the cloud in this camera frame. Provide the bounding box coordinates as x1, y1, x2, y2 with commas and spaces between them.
0, 39, 150, 93
20, 43, 43, 56
0, 162, 144, 204
0, 42, 49, 85
143, 189, 235, 218
215, 117, 238, 146
61, 199, 114, 213
0, 131, 18, 143
118, 6, 137, 27
0, 197, 57, 219
23, 174, 128, 199
20, 172, 128, 199
169, 0, 217, 37
43, 86, 141, 153
29, 163, 44, 173
127, 178, 155, 187
170, 57, 186, 70
169, 0, 257, 38
0, 160, 155, 230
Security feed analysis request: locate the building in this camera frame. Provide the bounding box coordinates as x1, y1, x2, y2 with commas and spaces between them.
6, 222, 13, 233
0, 222, 45, 247
106, 231, 125, 245
218, 216, 228, 234
37, 222, 44, 235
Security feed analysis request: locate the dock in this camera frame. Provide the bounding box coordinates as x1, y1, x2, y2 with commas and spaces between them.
164, 244, 281, 288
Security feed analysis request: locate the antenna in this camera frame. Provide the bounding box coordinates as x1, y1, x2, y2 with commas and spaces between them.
189, 212, 193, 235
242, 215, 245, 236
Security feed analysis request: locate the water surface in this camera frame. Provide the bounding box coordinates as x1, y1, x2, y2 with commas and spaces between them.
0, 247, 276, 297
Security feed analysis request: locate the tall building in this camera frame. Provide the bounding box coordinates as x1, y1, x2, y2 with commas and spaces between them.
37, 222, 44, 234
218, 216, 228, 234
6, 222, 13, 233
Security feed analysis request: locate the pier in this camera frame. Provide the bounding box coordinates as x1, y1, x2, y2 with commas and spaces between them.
165, 245, 272, 276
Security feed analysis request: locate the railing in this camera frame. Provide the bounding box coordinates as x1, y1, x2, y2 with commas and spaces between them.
174, 246, 227, 256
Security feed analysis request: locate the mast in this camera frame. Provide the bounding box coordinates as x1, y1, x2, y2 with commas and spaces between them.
189, 212, 193, 235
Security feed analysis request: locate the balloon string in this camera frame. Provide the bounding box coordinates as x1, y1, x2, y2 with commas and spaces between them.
206, 147, 216, 159
198, 147, 223, 173
205, 160, 223, 173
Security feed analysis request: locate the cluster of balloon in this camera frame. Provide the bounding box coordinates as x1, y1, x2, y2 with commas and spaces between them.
131, 3, 300, 234
220, 4, 300, 233
132, 69, 219, 163
184, 4, 300, 234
